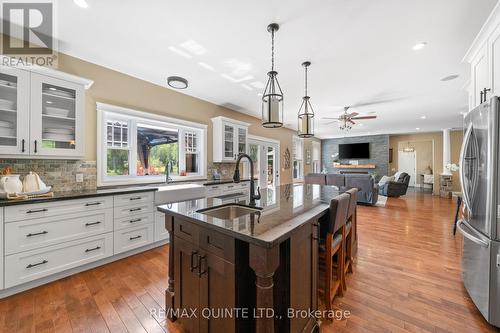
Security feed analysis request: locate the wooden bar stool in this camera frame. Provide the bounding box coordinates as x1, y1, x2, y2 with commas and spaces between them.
318, 193, 350, 312
343, 188, 358, 290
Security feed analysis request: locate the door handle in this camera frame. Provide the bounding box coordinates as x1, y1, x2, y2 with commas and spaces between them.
190, 250, 199, 272
34, 140, 38, 153
457, 219, 489, 248
26, 260, 48, 269
21, 139, 25, 153
85, 202, 102, 207
85, 246, 101, 253
459, 123, 473, 216
129, 235, 142, 240
85, 221, 101, 227
198, 255, 207, 277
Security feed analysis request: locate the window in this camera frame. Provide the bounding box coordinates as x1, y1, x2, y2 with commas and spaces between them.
293, 136, 303, 181
312, 141, 321, 173
97, 103, 207, 186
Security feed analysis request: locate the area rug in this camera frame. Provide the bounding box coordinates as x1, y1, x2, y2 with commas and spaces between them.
374, 195, 388, 207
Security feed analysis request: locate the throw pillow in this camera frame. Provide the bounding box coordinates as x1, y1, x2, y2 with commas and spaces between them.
378, 175, 395, 186
393, 171, 402, 182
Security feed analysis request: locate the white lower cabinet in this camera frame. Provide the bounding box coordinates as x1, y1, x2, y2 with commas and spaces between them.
5, 208, 113, 255
1, 189, 163, 294
5, 232, 113, 288
114, 224, 154, 254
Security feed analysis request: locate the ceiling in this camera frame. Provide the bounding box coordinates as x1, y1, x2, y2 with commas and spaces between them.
57, 0, 497, 138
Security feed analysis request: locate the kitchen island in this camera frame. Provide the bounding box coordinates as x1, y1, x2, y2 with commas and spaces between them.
158, 184, 351, 333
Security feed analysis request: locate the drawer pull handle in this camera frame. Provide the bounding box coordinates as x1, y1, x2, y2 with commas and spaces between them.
85, 221, 102, 227
129, 208, 142, 212
27, 208, 48, 214
130, 235, 142, 240
129, 197, 142, 201
26, 260, 48, 269
26, 231, 48, 237
130, 218, 142, 223
85, 202, 102, 207
85, 246, 101, 253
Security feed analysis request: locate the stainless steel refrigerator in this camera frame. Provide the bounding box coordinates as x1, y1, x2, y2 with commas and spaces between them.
458, 96, 500, 327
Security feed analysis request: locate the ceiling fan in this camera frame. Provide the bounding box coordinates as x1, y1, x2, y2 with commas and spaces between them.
322, 106, 377, 131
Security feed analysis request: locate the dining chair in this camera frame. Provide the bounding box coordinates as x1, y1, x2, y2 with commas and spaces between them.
318, 193, 350, 312
344, 188, 358, 290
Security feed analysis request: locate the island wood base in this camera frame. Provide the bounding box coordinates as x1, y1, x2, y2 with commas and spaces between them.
164, 214, 321, 333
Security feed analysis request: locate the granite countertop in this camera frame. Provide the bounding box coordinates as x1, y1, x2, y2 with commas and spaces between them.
203, 178, 251, 186
158, 184, 347, 248
0, 186, 157, 207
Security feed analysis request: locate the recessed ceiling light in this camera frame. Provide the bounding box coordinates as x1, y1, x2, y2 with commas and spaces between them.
420, 115, 426, 119
74, 0, 89, 8
416, 127, 420, 130
167, 76, 188, 89
412, 42, 427, 50
440, 74, 459, 81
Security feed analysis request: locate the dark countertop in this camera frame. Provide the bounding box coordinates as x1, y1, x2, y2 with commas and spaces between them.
203, 178, 251, 186
158, 184, 347, 248
0, 186, 157, 207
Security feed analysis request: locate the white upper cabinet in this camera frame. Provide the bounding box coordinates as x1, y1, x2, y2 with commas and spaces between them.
211, 116, 249, 162
464, 3, 500, 109
0, 67, 30, 156
0, 65, 92, 159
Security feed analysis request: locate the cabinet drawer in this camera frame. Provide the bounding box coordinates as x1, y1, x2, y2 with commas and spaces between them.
114, 212, 154, 231
199, 228, 235, 263
154, 211, 170, 242
5, 232, 113, 288
5, 196, 113, 222
114, 191, 155, 207
174, 217, 200, 244
114, 224, 154, 254
113, 202, 154, 219
5, 208, 113, 255
205, 185, 222, 198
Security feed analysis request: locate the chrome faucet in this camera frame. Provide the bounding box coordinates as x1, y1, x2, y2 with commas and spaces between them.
165, 160, 173, 184
233, 153, 261, 206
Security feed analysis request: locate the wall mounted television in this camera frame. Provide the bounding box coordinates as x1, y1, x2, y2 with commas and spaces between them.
338, 143, 370, 159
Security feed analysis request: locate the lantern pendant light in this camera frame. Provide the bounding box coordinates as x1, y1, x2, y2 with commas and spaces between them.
261, 23, 284, 128
297, 61, 315, 138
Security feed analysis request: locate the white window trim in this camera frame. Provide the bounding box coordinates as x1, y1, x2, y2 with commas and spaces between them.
97, 103, 207, 186
293, 136, 304, 182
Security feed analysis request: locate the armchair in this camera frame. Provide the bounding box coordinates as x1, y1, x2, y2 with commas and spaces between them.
379, 172, 410, 197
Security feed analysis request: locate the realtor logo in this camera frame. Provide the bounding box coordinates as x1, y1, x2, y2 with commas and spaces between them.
1, 1, 57, 67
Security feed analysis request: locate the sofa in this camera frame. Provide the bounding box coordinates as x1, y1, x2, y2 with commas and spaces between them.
378, 172, 410, 197
304, 173, 379, 206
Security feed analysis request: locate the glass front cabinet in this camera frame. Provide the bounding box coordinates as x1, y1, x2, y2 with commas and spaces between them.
211, 116, 249, 162
0, 67, 92, 158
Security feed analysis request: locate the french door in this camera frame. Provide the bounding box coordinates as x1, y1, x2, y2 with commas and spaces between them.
248, 137, 280, 189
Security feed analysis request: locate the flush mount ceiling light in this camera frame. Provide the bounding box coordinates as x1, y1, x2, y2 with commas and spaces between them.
73, 0, 89, 8
261, 23, 284, 128
297, 61, 315, 138
167, 76, 188, 89
412, 42, 427, 50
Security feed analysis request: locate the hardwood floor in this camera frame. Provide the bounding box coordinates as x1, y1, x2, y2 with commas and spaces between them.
0, 191, 498, 332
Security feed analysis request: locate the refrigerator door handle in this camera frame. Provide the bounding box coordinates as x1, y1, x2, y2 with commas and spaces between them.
457, 219, 489, 248
460, 123, 474, 216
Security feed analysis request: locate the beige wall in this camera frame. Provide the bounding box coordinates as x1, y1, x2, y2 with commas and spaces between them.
390, 132, 442, 195
56, 54, 302, 185
389, 130, 463, 194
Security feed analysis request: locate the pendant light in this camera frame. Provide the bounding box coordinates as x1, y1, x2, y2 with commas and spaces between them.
261, 23, 284, 128
297, 61, 315, 138
402, 141, 415, 152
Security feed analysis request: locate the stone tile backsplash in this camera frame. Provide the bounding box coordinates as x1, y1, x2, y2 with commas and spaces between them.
0, 159, 97, 192
207, 162, 237, 180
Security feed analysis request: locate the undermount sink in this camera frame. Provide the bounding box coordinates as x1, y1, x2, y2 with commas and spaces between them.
197, 204, 262, 219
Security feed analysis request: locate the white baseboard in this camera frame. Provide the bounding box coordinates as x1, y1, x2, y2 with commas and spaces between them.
0, 239, 169, 299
